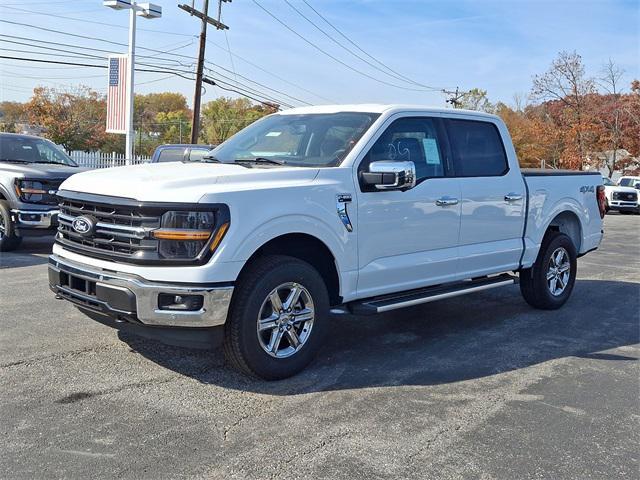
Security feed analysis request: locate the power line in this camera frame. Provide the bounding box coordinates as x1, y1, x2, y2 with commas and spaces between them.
283, 0, 441, 91
0, 54, 294, 108
300, 0, 442, 92
251, 0, 435, 92
205, 38, 335, 103
0, 4, 196, 38
0, 20, 308, 106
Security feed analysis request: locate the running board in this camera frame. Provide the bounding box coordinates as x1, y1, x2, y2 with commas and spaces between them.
349, 274, 518, 315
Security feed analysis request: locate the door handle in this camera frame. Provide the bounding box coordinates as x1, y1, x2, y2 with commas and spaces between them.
435, 197, 459, 207
504, 193, 523, 202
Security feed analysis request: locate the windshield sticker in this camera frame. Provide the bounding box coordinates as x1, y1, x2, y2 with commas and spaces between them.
422, 138, 441, 165
265, 131, 282, 137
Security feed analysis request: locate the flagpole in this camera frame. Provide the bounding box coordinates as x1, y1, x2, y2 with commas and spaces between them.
125, 2, 136, 164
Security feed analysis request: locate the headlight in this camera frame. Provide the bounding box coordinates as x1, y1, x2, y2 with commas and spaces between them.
15, 179, 47, 203
153, 210, 229, 260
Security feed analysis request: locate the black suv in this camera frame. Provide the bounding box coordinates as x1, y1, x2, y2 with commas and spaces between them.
0, 133, 82, 251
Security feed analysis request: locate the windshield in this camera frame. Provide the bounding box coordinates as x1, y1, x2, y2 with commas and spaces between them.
208, 112, 379, 167
602, 177, 615, 186
0, 136, 77, 166
618, 178, 639, 187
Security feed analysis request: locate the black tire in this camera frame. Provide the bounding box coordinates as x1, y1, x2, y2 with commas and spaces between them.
604, 199, 610, 214
223, 255, 330, 380
519, 231, 577, 310
0, 201, 22, 252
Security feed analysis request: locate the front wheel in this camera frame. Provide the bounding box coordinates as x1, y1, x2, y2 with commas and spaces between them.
0, 201, 22, 252
223, 255, 330, 380
519, 231, 577, 310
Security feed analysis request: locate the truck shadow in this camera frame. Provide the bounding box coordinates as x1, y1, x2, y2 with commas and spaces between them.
0, 238, 52, 269
116, 279, 639, 395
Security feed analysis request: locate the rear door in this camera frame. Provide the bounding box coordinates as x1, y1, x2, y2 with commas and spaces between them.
355, 115, 462, 298
445, 118, 526, 277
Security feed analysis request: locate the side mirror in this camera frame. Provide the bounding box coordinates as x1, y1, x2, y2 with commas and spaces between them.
362, 161, 416, 191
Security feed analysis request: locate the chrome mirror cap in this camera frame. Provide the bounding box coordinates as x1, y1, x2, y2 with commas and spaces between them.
368, 160, 416, 191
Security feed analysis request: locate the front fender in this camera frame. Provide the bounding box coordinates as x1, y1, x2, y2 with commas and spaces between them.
229, 214, 349, 268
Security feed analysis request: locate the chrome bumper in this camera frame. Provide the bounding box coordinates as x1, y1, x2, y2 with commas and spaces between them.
48, 254, 233, 328
11, 209, 59, 228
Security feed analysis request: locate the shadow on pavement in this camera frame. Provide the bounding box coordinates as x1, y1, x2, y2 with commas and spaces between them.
111, 279, 639, 395
0, 237, 53, 269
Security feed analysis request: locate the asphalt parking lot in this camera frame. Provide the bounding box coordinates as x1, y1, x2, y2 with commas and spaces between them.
1, 214, 638, 480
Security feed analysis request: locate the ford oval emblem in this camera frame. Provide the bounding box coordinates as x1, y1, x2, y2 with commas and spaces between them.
72, 216, 95, 236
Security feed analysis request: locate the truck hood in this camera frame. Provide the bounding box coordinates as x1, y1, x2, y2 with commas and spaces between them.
0, 161, 84, 179
59, 161, 321, 202
604, 185, 637, 194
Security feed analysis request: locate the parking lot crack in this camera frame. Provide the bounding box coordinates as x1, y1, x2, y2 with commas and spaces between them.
0, 344, 119, 369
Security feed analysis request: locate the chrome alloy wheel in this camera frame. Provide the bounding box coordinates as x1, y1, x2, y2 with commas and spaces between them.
547, 247, 571, 296
256, 282, 315, 358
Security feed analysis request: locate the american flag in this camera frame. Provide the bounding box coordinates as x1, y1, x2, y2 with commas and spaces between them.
106, 55, 128, 134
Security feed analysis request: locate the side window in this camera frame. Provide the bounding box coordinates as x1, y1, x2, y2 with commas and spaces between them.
157, 148, 186, 163
360, 117, 446, 185
446, 119, 508, 177
188, 148, 210, 162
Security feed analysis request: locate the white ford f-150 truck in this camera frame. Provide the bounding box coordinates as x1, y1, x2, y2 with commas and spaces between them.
48, 105, 605, 379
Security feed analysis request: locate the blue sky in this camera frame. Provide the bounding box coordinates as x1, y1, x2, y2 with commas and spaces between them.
0, 0, 638, 108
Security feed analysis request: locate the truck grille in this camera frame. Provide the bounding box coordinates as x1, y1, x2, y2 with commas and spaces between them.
57, 196, 161, 261
613, 191, 637, 201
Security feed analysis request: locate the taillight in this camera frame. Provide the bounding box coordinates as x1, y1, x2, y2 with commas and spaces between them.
596, 185, 606, 219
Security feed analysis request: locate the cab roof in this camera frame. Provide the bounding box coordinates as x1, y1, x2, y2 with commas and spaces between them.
278, 104, 499, 120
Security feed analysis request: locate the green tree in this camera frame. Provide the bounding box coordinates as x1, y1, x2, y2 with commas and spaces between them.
457, 88, 495, 113
200, 97, 276, 144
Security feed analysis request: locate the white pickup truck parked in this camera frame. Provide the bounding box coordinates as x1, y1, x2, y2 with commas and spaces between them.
49, 105, 605, 379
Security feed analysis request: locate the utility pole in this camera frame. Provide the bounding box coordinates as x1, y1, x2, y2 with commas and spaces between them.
178, 0, 231, 144
444, 87, 464, 109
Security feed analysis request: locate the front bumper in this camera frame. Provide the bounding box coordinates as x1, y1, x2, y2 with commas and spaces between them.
48, 254, 233, 328
609, 201, 639, 212
11, 208, 59, 232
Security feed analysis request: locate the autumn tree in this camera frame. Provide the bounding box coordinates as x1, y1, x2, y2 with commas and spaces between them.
531, 51, 595, 169
0, 101, 26, 132
26, 86, 108, 152
593, 59, 626, 176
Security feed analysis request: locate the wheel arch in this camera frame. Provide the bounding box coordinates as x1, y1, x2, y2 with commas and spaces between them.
237, 232, 342, 306
545, 210, 583, 252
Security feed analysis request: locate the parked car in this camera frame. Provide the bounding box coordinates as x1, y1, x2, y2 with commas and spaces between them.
0, 133, 82, 251
48, 105, 605, 379
601, 177, 639, 214
151, 144, 216, 163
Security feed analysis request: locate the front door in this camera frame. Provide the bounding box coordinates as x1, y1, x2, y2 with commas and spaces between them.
355, 116, 462, 298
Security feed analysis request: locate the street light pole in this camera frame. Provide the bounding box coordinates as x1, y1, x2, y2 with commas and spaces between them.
103, 1, 161, 162
126, 4, 137, 163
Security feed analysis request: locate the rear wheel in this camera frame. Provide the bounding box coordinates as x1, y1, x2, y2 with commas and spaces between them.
223, 255, 330, 380
0, 201, 22, 252
519, 231, 577, 310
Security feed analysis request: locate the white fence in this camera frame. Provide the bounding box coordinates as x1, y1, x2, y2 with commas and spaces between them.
70, 151, 151, 169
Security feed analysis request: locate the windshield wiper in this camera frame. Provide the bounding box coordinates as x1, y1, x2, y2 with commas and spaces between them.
235, 157, 286, 166
200, 155, 221, 163
0, 158, 29, 163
